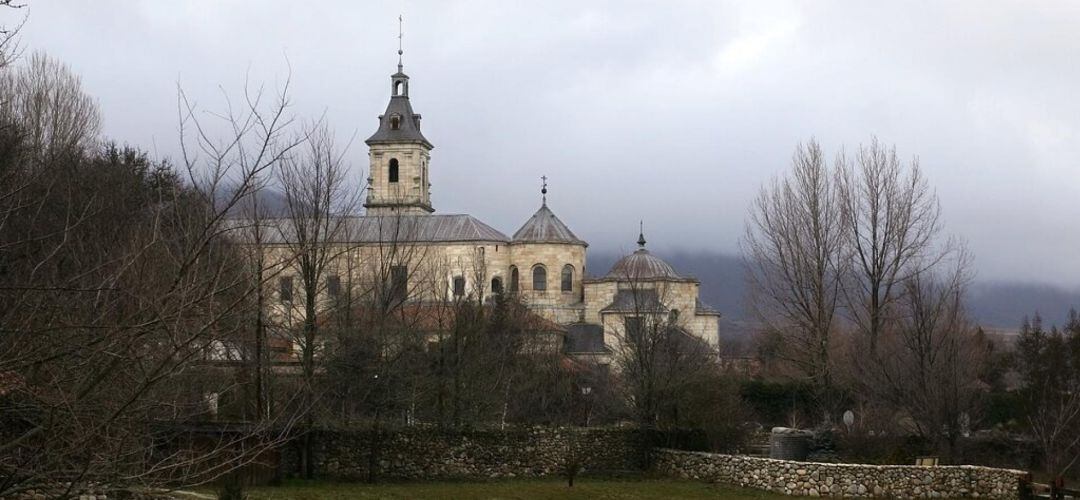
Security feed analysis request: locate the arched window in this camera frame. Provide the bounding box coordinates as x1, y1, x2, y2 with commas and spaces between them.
491, 277, 503, 295
394, 80, 403, 96
532, 265, 547, 292
389, 158, 399, 183
452, 276, 466, 297
509, 266, 519, 292
561, 264, 574, 292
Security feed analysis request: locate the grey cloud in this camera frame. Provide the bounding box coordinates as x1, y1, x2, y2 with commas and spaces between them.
11, 0, 1080, 286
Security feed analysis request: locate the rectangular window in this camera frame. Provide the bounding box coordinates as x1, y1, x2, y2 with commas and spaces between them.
453, 276, 466, 297
390, 265, 408, 302
624, 316, 644, 344
279, 276, 293, 303
327, 274, 341, 299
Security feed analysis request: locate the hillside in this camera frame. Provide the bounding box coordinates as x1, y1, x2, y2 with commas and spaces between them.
587, 250, 1080, 334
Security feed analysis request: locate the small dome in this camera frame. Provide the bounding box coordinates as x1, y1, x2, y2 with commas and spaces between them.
512, 205, 586, 245
604, 248, 682, 280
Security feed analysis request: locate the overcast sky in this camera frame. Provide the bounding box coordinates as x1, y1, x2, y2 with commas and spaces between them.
10, 1, 1080, 287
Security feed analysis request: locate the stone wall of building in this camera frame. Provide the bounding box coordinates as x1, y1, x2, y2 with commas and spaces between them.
279, 427, 646, 481
654, 448, 1032, 499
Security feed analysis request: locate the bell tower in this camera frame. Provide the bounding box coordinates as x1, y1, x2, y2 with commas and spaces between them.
364, 19, 434, 215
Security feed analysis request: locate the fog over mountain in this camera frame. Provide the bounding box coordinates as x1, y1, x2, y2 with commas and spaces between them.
587, 250, 1080, 332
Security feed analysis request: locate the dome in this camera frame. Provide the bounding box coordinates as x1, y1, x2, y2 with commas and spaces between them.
604, 248, 682, 280
512, 204, 586, 245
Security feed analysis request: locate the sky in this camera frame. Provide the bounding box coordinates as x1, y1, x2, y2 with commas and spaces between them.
8, 1, 1080, 287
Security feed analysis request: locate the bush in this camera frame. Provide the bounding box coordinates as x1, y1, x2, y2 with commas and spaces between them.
217, 473, 248, 500
739, 379, 816, 427
834, 433, 931, 465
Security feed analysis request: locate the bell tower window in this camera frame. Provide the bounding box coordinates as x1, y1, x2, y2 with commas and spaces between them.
389, 158, 399, 183
390, 114, 401, 130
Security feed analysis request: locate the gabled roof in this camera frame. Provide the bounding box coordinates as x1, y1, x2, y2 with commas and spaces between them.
365, 95, 432, 148
599, 288, 666, 314
512, 204, 587, 246
228, 214, 510, 244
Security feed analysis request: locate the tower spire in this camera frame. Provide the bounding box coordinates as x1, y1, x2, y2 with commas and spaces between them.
637, 221, 646, 248
541, 175, 548, 206
397, 15, 404, 72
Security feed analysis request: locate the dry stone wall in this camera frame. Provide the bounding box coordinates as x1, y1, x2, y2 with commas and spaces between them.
279, 427, 645, 481
654, 448, 1032, 499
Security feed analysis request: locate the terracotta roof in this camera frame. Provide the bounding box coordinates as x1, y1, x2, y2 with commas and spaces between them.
322, 302, 565, 334
512, 204, 587, 246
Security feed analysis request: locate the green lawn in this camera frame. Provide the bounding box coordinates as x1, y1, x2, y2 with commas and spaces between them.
231, 478, 785, 500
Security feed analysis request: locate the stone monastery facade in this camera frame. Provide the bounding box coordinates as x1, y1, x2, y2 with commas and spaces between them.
270, 56, 720, 364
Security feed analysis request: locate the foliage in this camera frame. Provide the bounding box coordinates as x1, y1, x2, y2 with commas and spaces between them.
739, 379, 816, 427
1014, 312, 1080, 479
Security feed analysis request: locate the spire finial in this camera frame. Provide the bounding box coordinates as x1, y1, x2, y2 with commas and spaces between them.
637, 221, 646, 248
540, 175, 548, 206
397, 15, 404, 72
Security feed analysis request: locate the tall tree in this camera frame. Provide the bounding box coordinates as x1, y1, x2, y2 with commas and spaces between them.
276, 123, 360, 477
1016, 312, 1080, 490
857, 254, 987, 460
0, 51, 101, 156
836, 138, 944, 355
744, 139, 845, 419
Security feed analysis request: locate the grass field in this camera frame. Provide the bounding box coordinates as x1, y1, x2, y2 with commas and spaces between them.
227, 478, 786, 499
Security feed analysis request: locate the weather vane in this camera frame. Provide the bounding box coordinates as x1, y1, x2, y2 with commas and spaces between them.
398, 15, 404, 70
541, 175, 548, 206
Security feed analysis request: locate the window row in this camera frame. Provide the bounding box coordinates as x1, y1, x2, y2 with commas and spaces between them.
278, 262, 575, 304
508, 264, 574, 292
279, 266, 408, 303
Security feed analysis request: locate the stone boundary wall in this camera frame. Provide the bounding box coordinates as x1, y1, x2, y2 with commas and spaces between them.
280, 427, 646, 481
654, 449, 1032, 499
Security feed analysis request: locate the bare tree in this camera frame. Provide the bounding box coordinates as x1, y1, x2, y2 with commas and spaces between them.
836, 138, 944, 355
0, 1, 26, 70
0, 65, 303, 495
851, 251, 987, 461
744, 139, 845, 419
275, 122, 360, 477
0, 51, 101, 156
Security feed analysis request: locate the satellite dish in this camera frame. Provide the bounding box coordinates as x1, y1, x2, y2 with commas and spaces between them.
843, 410, 855, 428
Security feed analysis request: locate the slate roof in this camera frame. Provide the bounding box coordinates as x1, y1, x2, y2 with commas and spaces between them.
695, 298, 722, 316
564, 323, 609, 354
603, 248, 686, 280
365, 95, 432, 148
599, 288, 666, 313
231, 214, 510, 244
512, 204, 587, 246
598, 290, 721, 317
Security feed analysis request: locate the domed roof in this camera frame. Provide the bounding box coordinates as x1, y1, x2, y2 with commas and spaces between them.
512, 204, 587, 246
604, 248, 682, 280
603, 229, 685, 280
